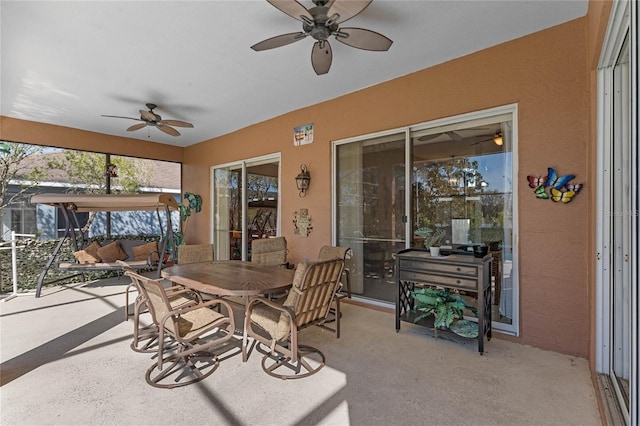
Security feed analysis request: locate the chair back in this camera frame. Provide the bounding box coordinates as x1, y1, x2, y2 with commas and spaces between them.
283, 259, 344, 328
251, 236, 287, 266
318, 245, 350, 262
178, 244, 214, 265
125, 271, 178, 336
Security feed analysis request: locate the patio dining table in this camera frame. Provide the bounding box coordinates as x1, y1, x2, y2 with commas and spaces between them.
161, 260, 294, 361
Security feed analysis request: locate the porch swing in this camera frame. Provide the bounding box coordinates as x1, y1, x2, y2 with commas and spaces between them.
30, 193, 179, 297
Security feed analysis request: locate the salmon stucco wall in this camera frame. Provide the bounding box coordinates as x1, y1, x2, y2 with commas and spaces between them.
184, 18, 591, 357
0, 116, 183, 162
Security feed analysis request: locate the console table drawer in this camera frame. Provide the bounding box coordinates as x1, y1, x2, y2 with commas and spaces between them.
399, 270, 477, 290
400, 260, 477, 277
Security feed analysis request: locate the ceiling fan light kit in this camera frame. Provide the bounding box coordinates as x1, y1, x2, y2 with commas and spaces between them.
102, 103, 194, 137
251, 0, 393, 75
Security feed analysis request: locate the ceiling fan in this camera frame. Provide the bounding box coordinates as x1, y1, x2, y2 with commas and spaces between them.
102, 103, 194, 137
251, 0, 393, 75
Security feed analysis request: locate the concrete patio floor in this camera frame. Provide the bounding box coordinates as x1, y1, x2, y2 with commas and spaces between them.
1, 275, 602, 425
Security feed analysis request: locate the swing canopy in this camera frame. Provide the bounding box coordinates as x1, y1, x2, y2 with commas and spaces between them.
30, 193, 179, 212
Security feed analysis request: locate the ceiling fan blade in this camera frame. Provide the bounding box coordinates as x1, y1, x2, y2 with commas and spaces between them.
328, 0, 371, 24
157, 124, 180, 137
445, 131, 463, 141
251, 32, 307, 51
335, 27, 393, 51
126, 123, 147, 132
417, 134, 441, 142
311, 41, 332, 75
161, 119, 194, 128
140, 110, 157, 121
266, 0, 313, 22
101, 115, 142, 122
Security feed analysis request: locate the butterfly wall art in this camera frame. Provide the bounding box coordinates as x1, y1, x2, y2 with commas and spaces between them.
526, 167, 582, 204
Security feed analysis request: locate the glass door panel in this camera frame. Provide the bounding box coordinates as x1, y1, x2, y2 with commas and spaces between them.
611, 35, 630, 410
246, 162, 279, 261
335, 133, 406, 303
213, 166, 241, 260
411, 115, 514, 327
213, 156, 280, 261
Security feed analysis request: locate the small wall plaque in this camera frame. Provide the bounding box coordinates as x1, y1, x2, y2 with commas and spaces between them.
293, 208, 313, 237
293, 123, 314, 146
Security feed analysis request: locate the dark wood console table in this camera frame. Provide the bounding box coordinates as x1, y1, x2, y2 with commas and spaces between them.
395, 248, 492, 354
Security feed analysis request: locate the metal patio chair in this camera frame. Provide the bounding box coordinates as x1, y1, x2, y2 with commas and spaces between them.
244, 258, 345, 379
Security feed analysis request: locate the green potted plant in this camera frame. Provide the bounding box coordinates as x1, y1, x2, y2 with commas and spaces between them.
423, 229, 445, 256
175, 192, 202, 246
412, 287, 478, 337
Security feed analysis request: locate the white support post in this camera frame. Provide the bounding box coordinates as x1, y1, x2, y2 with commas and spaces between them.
1, 231, 36, 302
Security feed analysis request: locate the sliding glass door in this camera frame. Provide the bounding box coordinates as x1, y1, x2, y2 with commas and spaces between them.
333, 106, 518, 334
334, 132, 406, 303
597, 2, 634, 420
212, 155, 280, 261
411, 113, 514, 329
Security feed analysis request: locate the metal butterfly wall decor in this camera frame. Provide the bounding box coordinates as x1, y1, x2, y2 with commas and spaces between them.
527, 167, 582, 203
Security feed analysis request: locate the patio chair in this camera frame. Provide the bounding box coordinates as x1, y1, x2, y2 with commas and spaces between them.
244, 258, 345, 379
317, 245, 353, 338
252, 236, 289, 299
251, 236, 287, 267
177, 243, 214, 265
125, 270, 236, 388
120, 260, 200, 353
317, 245, 352, 298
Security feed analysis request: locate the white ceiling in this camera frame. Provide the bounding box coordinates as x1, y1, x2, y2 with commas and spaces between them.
1, 1, 588, 148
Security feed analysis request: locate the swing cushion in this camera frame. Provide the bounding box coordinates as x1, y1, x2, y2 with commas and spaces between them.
132, 241, 160, 263
72, 241, 102, 264
97, 241, 128, 263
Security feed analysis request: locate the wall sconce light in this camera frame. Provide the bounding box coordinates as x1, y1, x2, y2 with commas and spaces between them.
295, 164, 311, 197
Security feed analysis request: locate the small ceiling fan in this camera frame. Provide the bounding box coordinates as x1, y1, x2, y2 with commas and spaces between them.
251, 0, 393, 75
102, 103, 194, 137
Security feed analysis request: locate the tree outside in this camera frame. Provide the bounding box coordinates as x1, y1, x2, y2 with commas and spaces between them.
46, 151, 151, 194
0, 142, 46, 238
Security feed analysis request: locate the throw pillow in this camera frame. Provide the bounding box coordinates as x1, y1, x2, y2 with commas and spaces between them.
132, 241, 160, 263
84, 241, 102, 262
96, 241, 128, 263
73, 250, 99, 264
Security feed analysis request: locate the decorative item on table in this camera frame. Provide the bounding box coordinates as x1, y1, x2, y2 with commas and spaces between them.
473, 244, 488, 258
422, 228, 445, 256
411, 287, 478, 337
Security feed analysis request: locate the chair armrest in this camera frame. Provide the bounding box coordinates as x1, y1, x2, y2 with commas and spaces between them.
246, 296, 296, 321
166, 287, 203, 303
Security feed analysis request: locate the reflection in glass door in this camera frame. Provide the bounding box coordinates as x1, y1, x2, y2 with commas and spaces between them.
212, 155, 280, 261
411, 114, 514, 330
335, 132, 406, 303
